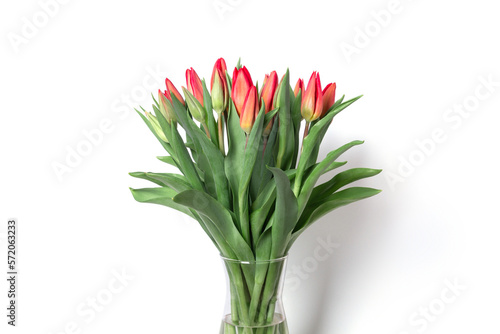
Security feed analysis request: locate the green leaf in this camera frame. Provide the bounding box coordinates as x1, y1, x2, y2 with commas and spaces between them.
236, 104, 266, 245
173, 190, 255, 262
224, 101, 247, 223
202, 79, 219, 148
168, 122, 205, 192
249, 119, 278, 202
275, 70, 294, 169
130, 187, 194, 219
264, 108, 279, 128
310, 168, 382, 204
293, 187, 382, 238
171, 94, 230, 209
145, 172, 192, 193
129, 172, 166, 187
297, 140, 364, 217
157, 156, 177, 166
290, 89, 303, 168
268, 167, 298, 257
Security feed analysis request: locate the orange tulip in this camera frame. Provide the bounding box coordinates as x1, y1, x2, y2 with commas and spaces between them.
301, 72, 323, 122
294, 78, 304, 97
322, 83, 336, 117
186, 68, 204, 106
165, 78, 185, 105
260, 71, 278, 113
240, 86, 258, 134
232, 66, 253, 116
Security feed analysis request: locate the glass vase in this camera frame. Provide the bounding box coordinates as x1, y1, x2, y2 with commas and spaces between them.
219, 256, 289, 334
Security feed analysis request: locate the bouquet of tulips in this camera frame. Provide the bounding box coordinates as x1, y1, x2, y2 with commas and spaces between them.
130, 58, 381, 333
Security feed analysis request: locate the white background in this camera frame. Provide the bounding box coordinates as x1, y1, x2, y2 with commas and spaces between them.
1, 0, 500, 333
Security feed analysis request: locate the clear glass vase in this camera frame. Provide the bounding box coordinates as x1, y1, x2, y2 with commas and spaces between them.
219, 256, 289, 334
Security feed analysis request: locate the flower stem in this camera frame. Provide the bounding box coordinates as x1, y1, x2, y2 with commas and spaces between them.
218, 114, 225, 154
300, 121, 310, 154
202, 122, 211, 139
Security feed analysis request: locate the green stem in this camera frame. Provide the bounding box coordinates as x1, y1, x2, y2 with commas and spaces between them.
202, 122, 211, 139
218, 114, 225, 154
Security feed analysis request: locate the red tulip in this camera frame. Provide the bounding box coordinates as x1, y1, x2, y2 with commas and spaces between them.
301, 72, 323, 122
294, 78, 304, 97
232, 66, 253, 116
210, 58, 228, 90
211, 58, 229, 114
260, 71, 278, 113
322, 83, 336, 117
165, 78, 185, 105
186, 68, 204, 106
240, 86, 258, 134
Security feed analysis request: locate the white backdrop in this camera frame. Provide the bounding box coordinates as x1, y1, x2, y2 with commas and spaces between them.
1, 0, 500, 333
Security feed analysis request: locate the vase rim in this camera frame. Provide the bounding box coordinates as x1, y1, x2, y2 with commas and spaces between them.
220, 255, 288, 264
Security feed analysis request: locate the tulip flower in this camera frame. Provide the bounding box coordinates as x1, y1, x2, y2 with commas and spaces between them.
182, 87, 207, 123
294, 78, 304, 97
165, 78, 185, 105
322, 83, 336, 117
158, 89, 177, 123
186, 68, 205, 106
260, 71, 278, 113
301, 72, 323, 122
260, 71, 278, 136
232, 66, 253, 116
211, 58, 229, 114
240, 86, 258, 134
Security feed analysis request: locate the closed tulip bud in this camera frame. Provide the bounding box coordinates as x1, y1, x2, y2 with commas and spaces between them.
211, 58, 229, 114
240, 86, 258, 134
301, 72, 323, 122
260, 71, 278, 136
322, 83, 337, 117
186, 68, 205, 106
145, 111, 168, 142
294, 78, 304, 97
158, 89, 177, 123
182, 87, 207, 124
232, 66, 253, 116
165, 78, 185, 105
260, 71, 278, 113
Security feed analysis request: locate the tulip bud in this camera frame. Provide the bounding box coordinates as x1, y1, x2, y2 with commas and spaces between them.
240, 86, 258, 134
322, 83, 336, 117
158, 89, 177, 123
232, 66, 253, 116
294, 78, 304, 97
260, 71, 278, 113
182, 87, 207, 124
186, 68, 205, 106
301, 72, 323, 122
165, 78, 185, 105
211, 58, 229, 114
145, 111, 168, 142
260, 71, 278, 136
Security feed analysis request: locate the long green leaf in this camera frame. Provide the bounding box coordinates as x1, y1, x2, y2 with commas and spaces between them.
173, 189, 255, 262
310, 168, 382, 204
293, 187, 382, 237
268, 167, 298, 257
297, 140, 364, 217
130, 187, 194, 219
